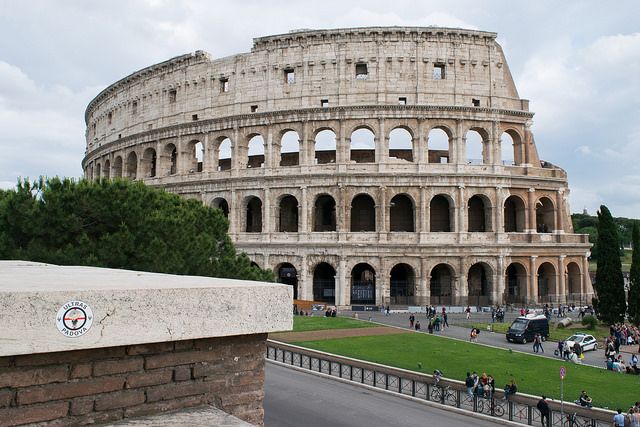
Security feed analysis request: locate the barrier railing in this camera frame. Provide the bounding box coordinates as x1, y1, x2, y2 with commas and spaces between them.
266, 340, 613, 426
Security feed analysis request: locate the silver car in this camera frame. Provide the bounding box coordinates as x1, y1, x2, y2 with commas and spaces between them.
564, 333, 598, 352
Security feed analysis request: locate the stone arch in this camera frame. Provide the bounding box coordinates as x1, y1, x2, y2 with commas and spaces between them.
536, 197, 555, 233
350, 127, 375, 163
211, 197, 229, 218
465, 127, 489, 164
162, 143, 178, 176
313, 262, 336, 303
467, 262, 493, 306
428, 126, 453, 163
430, 263, 455, 305
185, 139, 204, 173
278, 194, 299, 232
125, 151, 138, 180
247, 134, 265, 168
390, 263, 415, 305
314, 128, 336, 164
276, 262, 298, 300
351, 193, 376, 232
537, 262, 557, 303
217, 137, 232, 171
351, 263, 376, 305
95, 163, 102, 180
313, 194, 337, 232
389, 193, 414, 232
280, 130, 300, 167
504, 195, 526, 232
103, 159, 111, 180
505, 262, 527, 304
567, 262, 582, 300
141, 147, 157, 178
113, 156, 123, 178
467, 194, 491, 232
501, 129, 524, 165
430, 194, 454, 232
245, 196, 263, 233
389, 127, 413, 162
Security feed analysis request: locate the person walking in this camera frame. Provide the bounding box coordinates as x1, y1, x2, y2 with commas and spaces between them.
465, 372, 475, 398
409, 314, 415, 329
465, 306, 471, 320
533, 333, 540, 353
537, 395, 550, 427
415, 320, 421, 331
442, 311, 449, 329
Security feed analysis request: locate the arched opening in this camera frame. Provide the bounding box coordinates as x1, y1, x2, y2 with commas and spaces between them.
504, 195, 526, 232
277, 263, 298, 300
430, 264, 454, 305
350, 194, 376, 232
247, 135, 265, 168
467, 195, 489, 232
351, 263, 376, 305
103, 160, 111, 180
245, 197, 263, 232
211, 197, 229, 218
141, 148, 157, 178
428, 127, 451, 163
567, 262, 582, 304
314, 129, 336, 164
95, 163, 101, 180
537, 262, 557, 304
389, 128, 413, 162
467, 263, 492, 306
125, 152, 137, 180
186, 141, 204, 172
313, 262, 335, 303
430, 195, 452, 232
505, 263, 527, 304
465, 129, 486, 165
501, 131, 515, 165
313, 195, 336, 232
503, 130, 524, 165
280, 131, 300, 167
162, 143, 178, 176
113, 156, 123, 178
218, 137, 232, 171
390, 194, 414, 232
278, 195, 299, 232
536, 197, 555, 233
390, 263, 415, 305
350, 128, 375, 163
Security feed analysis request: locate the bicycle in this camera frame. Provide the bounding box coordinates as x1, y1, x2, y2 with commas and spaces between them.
476, 396, 505, 417
560, 412, 590, 427
430, 383, 458, 405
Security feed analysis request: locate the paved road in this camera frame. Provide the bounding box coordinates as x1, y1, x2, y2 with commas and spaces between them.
264, 361, 502, 427
341, 311, 608, 368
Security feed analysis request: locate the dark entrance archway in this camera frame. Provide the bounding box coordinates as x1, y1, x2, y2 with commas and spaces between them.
390, 263, 415, 305
313, 262, 335, 303
277, 263, 298, 300
313, 195, 336, 232
351, 263, 376, 305
351, 194, 376, 232
430, 264, 453, 305
389, 194, 414, 232
467, 263, 491, 306
278, 195, 298, 232
505, 263, 527, 304
245, 197, 262, 232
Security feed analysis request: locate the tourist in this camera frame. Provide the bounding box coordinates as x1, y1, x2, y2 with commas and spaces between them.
442, 311, 449, 328
613, 409, 625, 427
415, 320, 421, 331
470, 327, 478, 342
537, 395, 550, 427
577, 390, 592, 408
503, 379, 517, 400
409, 314, 415, 328
465, 372, 475, 398
466, 305, 471, 320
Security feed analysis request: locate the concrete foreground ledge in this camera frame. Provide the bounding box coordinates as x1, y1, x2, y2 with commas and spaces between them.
104, 405, 253, 426
0, 261, 292, 357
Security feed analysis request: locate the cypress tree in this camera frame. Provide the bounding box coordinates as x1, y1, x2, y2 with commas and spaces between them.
628, 221, 640, 324
592, 205, 626, 324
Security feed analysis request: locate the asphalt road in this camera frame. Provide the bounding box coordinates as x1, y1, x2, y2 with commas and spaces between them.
346, 311, 607, 368
264, 361, 502, 427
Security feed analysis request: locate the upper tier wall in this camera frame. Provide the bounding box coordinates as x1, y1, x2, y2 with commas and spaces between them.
85, 27, 527, 152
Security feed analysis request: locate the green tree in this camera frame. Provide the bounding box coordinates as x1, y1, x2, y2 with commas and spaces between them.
628, 221, 640, 324
0, 178, 273, 282
592, 205, 626, 324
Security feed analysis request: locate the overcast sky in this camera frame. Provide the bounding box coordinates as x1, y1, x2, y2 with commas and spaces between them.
1, 1, 639, 218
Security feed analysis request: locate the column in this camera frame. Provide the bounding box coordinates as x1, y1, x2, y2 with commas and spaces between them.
207, 132, 218, 173
379, 186, 387, 233
263, 188, 271, 234
376, 118, 386, 164
527, 188, 536, 232
529, 256, 538, 304
458, 258, 466, 306
457, 185, 465, 236
232, 127, 241, 172
229, 189, 238, 235
555, 189, 565, 233
420, 258, 430, 306
299, 255, 309, 300
416, 118, 426, 167
337, 255, 348, 306
419, 186, 428, 234
266, 127, 274, 170
582, 255, 590, 296
337, 184, 347, 233
495, 256, 505, 304
557, 255, 566, 303
300, 121, 309, 167
300, 186, 308, 234
454, 119, 463, 165
495, 186, 504, 235
337, 120, 347, 164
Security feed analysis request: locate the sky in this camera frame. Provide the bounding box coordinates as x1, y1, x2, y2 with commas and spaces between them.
1, 0, 639, 218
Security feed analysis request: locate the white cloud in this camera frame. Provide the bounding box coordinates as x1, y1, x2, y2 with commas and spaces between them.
575, 145, 592, 155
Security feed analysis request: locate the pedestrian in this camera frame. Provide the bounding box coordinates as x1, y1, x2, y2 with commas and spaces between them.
536, 333, 544, 353
537, 395, 550, 427
533, 333, 540, 353
386, 305, 390, 316
443, 311, 449, 328
465, 372, 474, 398
466, 305, 471, 320
470, 327, 478, 342
427, 318, 434, 334
409, 314, 415, 328
415, 320, 421, 331
613, 408, 625, 427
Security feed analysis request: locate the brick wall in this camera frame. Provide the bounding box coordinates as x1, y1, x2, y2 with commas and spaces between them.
0, 333, 267, 426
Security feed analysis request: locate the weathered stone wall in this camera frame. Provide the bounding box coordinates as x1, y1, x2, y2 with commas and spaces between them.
0, 335, 266, 426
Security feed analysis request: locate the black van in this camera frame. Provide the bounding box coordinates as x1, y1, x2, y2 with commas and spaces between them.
506, 315, 549, 344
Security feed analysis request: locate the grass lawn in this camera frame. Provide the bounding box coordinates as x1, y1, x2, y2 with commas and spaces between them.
294, 333, 640, 410
455, 321, 612, 343
292, 316, 377, 332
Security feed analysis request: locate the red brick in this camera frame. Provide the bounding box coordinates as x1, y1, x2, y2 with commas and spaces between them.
95, 390, 145, 411
70, 363, 92, 379
221, 390, 263, 406
0, 401, 68, 426
0, 365, 68, 388
94, 357, 143, 376
70, 397, 94, 416
145, 380, 210, 402
68, 409, 124, 425
127, 342, 173, 356
174, 340, 194, 351
145, 349, 217, 369
126, 369, 173, 389
15, 347, 126, 367
192, 361, 225, 379
173, 366, 191, 381
123, 395, 206, 419
0, 390, 12, 408
0, 358, 13, 368
17, 376, 124, 405
231, 370, 263, 387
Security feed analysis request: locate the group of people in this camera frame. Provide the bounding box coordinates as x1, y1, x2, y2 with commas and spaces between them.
463, 371, 500, 399
613, 402, 640, 427
555, 340, 584, 363
605, 324, 640, 374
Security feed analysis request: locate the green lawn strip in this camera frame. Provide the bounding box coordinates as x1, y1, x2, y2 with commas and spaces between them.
294, 333, 639, 410
455, 321, 611, 343
292, 316, 377, 332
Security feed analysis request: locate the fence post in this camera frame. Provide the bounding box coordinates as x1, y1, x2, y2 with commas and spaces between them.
527, 405, 532, 425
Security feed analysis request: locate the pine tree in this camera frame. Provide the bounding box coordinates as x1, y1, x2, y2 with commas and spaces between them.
592, 205, 626, 324
628, 221, 640, 325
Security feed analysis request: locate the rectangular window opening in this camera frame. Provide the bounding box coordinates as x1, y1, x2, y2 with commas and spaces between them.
472, 98, 480, 107
168, 89, 177, 103
355, 63, 368, 80
220, 78, 229, 93
433, 63, 446, 80
107, 112, 112, 125
192, 114, 199, 121
132, 101, 138, 115
320, 99, 329, 107
398, 97, 407, 105
251, 105, 258, 113
284, 68, 295, 84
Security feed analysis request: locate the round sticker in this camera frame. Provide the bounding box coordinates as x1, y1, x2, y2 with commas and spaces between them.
56, 300, 93, 337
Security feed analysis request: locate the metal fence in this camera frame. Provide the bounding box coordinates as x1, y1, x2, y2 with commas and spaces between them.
266, 340, 613, 427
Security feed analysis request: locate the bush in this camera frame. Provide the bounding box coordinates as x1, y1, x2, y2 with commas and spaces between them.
581, 315, 598, 330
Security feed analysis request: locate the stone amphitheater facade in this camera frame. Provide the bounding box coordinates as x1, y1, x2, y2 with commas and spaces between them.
83, 26, 593, 308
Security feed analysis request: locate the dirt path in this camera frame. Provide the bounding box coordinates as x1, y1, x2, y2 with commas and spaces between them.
269, 326, 411, 343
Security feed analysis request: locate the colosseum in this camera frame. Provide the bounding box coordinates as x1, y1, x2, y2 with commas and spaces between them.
83, 26, 594, 309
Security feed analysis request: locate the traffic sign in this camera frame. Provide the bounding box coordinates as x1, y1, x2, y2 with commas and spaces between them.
560, 366, 566, 379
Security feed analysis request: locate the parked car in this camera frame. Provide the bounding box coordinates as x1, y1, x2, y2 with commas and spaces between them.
506, 314, 549, 344
564, 333, 598, 352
